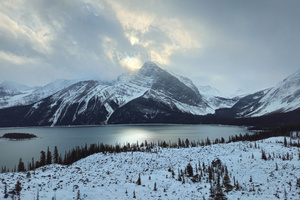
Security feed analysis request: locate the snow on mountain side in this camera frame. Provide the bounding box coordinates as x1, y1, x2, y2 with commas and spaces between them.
0, 79, 80, 109
0, 62, 215, 126
197, 85, 224, 97
0, 137, 299, 199
246, 69, 300, 117
195, 85, 239, 110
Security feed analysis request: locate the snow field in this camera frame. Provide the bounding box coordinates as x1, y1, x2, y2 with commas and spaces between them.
0, 137, 299, 199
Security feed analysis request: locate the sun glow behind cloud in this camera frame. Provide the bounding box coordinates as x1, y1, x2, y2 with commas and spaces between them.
102, 0, 201, 66
120, 57, 142, 71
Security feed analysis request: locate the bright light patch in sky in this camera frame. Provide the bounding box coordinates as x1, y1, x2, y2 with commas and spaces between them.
120, 57, 142, 71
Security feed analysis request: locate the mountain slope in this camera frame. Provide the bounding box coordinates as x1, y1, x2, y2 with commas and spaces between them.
0, 62, 213, 126
0, 79, 79, 109
215, 69, 300, 118
246, 69, 300, 117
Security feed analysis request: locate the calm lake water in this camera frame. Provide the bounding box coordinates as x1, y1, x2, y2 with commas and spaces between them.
0, 125, 250, 170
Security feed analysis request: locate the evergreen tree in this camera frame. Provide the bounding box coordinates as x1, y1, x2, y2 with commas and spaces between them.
26, 171, 31, 178
215, 174, 227, 199
31, 157, 35, 170
178, 138, 182, 147
185, 139, 190, 147
284, 137, 287, 147
133, 190, 136, 198
17, 158, 25, 172
296, 178, 300, 188
47, 147, 52, 165
136, 173, 141, 185
154, 182, 157, 191
261, 150, 267, 160
15, 181, 22, 196
178, 169, 182, 181
53, 146, 59, 164
76, 190, 81, 200
186, 163, 193, 177
4, 183, 8, 198
40, 151, 46, 166
223, 169, 233, 192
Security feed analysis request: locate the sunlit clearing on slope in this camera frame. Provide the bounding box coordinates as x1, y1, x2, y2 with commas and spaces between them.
120, 57, 142, 71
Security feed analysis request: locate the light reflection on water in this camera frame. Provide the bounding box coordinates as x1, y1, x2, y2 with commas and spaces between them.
116, 128, 156, 145
0, 124, 250, 170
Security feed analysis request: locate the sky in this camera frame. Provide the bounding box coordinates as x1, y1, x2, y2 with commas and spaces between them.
0, 0, 300, 96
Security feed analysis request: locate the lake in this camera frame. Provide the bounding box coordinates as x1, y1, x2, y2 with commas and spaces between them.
0, 124, 250, 170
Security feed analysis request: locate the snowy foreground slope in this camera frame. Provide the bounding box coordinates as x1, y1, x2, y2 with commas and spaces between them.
1, 137, 299, 199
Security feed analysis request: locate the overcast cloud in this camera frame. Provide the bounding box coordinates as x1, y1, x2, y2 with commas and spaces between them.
0, 0, 300, 95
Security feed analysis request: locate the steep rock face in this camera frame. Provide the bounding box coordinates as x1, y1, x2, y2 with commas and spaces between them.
0, 62, 213, 126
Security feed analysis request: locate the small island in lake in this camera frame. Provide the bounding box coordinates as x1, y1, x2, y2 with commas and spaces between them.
1, 133, 37, 140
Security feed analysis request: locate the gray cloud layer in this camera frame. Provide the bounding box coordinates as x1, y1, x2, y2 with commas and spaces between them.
0, 0, 299, 95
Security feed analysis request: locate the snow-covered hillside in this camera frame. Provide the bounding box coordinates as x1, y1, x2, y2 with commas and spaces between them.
1, 137, 299, 199
246, 69, 300, 117
0, 79, 79, 109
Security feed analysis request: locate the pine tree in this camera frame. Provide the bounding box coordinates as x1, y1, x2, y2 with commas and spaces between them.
186, 163, 193, 177
40, 151, 46, 166
136, 173, 141, 185
178, 138, 182, 147
172, 170, 175, 178
15, 181, 22, 196
17, 158, 25, 172
178, 169, 182, 181
261, 150, 267, 160
133, 190, 136, 198
53, 146, 59, 164
154, 182, 157, 191
185, 139, 190, 147
223, 169, 233, 192
284, 137, 287, 147
296, 178, 300, 188
209, 183, 216, 199
76, 190, 81, 200
4, 183, 8, 198
215, 174, 227, 199
47, 147, 52, 165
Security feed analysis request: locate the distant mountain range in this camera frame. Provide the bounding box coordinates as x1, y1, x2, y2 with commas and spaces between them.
0, 61, 299, 127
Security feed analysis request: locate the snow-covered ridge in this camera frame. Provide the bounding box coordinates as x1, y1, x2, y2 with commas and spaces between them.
245, 69, 300, 117
1, 137, 299, 199
0, 79, 80, 109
